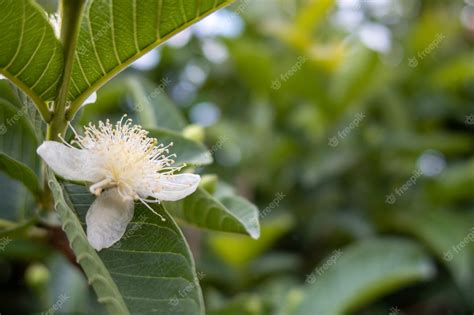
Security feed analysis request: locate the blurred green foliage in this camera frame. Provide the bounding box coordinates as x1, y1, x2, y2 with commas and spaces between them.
1, 0, 473, 314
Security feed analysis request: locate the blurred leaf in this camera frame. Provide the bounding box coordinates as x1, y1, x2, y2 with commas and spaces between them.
62, 182, 205, 315
329, 46, 380, 110
0, 218, 37, 238
385, 131, 472, 155
295, 0, 334, 32
392, 209, 474, 307
0, 99, 39, 170
199, 174, 218, 195
148, 128, 212, 166
296, 238, 435, 315
164, 187, 260, 239
208, 294, 264, 315
256, 277, 303, 315
0, 79, 23, 106
432, 52, 474, 88
209, 214, 294, 268
44, 254, 108, 314
0, 174, 34, 221
0, 153, 40, 197
0, 98, 39, 220
426, 158, 474, 203
125, 76, 186, 131
249, 253, 302, 280
0, 238, 52, 261
229, 40, 274, 96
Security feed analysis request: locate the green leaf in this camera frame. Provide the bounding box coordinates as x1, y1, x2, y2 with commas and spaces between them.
209, 214, 293, 268
0, 97, 39, 220
0, 0, 63, 107
148, 128, 212, 166
8, 83, 47, 140
47, 172, 129, 315
54, 177, 206, 315
44, 254, 108, 314
68, 0, 234, 111
163, 187, 260, 239
296, 238, 435, 315
392, 209, 474, 306
80, 76, 187, 132
0, 98, 39, 170
125, 76, 187, 131
0, 153, 40, 197
208, 294, 264, 315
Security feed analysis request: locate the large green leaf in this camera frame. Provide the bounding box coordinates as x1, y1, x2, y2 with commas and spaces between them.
163, 187, 260, 239
68, 0, 234, 110
392, 209, 474, 306
0, 0, 63, 106
148, 128, 212, 166
56, 179, 205, 315
296, 238, 435, 315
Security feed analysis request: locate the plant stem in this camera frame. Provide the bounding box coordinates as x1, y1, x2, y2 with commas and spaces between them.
43, 0, 86, 213
47, 0, 85, 141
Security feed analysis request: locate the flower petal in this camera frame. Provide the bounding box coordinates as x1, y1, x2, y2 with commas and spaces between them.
86, 188, 134, 251
149, 174, 200, 201
37, 141, 101, 182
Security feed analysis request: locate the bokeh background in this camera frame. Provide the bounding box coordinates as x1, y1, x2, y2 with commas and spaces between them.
1, 0, 473, 314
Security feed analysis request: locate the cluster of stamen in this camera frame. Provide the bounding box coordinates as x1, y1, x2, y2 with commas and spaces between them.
62, 116, 184, 221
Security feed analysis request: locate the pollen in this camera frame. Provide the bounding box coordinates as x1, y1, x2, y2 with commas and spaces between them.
69, 116, 182, 202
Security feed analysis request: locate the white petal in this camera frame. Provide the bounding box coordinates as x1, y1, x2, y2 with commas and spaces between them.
80, 92, 97, 108
86, 188, 134, 251
150, 174, 200, 201
37, 141, 101, 182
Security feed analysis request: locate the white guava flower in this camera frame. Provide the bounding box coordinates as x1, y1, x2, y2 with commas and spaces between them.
37, 116, 200, 251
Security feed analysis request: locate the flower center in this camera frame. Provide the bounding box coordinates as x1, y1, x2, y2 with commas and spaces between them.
70, 117, 179, 201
